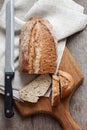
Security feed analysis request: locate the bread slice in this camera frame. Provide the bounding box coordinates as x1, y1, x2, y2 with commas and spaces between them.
19, 17, 57, 74
51, 75, 60, 106
19, 74, 51, 103
52, 70, 74, 106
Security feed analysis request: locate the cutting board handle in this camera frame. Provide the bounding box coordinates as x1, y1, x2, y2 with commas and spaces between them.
14, 98, 83, 130
53, 104, 83, 130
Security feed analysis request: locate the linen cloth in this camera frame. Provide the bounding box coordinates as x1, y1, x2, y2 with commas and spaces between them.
0, 0, 87, 100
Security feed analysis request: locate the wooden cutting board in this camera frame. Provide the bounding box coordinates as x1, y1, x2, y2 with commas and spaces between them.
14, 47, 83, 130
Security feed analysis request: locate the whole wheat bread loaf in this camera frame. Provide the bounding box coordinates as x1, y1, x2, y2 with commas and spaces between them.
19, 17, 57, 74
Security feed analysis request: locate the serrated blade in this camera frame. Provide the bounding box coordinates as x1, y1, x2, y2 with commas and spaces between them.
5, 0, 14, 73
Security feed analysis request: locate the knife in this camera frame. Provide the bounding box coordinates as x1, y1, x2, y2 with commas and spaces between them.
5, 0, 14, 118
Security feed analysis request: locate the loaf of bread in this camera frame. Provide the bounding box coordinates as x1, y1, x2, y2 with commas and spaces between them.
51, 70, 74, 106
19, 74, 51, 103
19, 17, 57, 74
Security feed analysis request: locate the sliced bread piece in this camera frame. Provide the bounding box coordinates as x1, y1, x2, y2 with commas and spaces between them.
51, 75, 60, 106
52, 70, 74, 107
19, 74, 51, 103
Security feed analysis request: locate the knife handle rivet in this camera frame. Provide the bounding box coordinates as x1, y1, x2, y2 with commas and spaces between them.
6, 109, 10, 114
6, 76, 10, 79
6, 93, 10, 97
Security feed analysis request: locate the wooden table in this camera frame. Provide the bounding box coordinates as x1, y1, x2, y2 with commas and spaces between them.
0, 0, 87, 130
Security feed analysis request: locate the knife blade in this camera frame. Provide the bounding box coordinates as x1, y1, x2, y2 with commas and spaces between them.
5, 0, 14, 118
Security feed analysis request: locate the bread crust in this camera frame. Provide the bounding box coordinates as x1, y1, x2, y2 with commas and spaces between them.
19, 17, 57, 74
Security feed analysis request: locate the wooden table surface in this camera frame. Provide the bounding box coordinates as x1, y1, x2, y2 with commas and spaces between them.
0, 0, 87, 130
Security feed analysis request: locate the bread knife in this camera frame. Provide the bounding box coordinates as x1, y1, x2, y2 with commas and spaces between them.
5, 0, 14, 118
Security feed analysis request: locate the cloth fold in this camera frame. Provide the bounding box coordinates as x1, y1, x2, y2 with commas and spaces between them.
0, 0, 87, 100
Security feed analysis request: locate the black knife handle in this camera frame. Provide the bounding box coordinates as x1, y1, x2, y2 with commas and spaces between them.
5, 72, 14, 118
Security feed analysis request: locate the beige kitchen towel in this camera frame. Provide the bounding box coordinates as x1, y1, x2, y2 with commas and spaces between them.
0, 0, 87, 100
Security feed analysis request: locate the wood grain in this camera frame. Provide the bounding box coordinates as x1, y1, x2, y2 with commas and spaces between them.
14, 48, 83, 130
